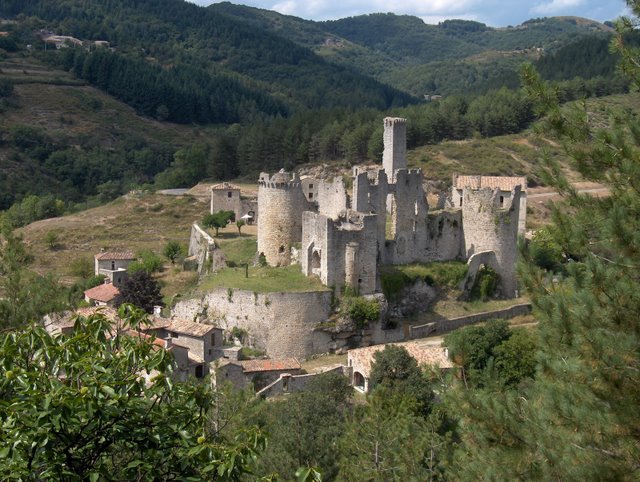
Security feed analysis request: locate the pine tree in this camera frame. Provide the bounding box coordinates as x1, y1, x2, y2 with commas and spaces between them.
449, 5, 640, 478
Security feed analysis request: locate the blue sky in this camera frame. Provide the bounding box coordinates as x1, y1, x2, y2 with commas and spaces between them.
191, 0, 629, 27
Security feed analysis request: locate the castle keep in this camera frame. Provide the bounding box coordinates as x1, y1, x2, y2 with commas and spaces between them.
257, 117, 526, 298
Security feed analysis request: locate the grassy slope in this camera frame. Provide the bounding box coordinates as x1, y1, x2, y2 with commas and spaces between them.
19, 193, 207, 301
0, 56, 219, 148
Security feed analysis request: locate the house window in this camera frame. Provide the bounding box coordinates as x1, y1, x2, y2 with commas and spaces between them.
500, 195, 504, 207
309, 183, 313, 189
111, 261, 115, 270
309, 192, 314, 200
195, 365, 204, 378
227, 191, 232, 198
459, 197, 463, 207
211, 333, 216, 345
171, 332, 179, 338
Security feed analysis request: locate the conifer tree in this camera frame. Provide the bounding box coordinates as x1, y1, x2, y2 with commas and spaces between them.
449, 4, 640, 478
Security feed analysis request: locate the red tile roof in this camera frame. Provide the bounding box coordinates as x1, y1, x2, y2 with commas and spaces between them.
453, 175, 527, 192
239, 358, 301, 373
84, 283, 119, 303
95, 251, 136, 261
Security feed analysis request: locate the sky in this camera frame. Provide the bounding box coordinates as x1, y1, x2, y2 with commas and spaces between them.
190, 0, 629, 27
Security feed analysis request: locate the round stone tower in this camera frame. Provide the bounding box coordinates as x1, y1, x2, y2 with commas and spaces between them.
461, 187, 522, 297
257, 170, 308, 267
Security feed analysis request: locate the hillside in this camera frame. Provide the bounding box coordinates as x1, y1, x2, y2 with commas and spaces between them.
0, 0, 415, 114
209, 5, 618, 95
0, 55, 222, 210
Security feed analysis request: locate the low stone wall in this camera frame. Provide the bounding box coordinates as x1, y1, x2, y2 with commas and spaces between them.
173, 289, 333, 359
256, 365, 350, 399
188, 224, 225, 273
409, 303, 532, 339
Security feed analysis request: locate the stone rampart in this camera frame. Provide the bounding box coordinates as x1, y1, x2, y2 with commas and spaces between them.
172, 289, 333, 359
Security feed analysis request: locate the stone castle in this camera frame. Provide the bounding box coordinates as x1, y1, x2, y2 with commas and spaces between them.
256, 117, 526, 298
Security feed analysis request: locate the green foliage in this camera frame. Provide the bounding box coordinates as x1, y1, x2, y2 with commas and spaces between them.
338, 387, 449, 480
0, 306, 265, 479
128, 249, 163, 274
340, 293, 380, 327
235, 219, 245, 234
162, 240, 184, 265
450, 22, 640, 477
202, 210, 234, 236
369, 344, 435, 417
469, 266, 499, 301
69, 256, 94, 279
44, 230, 59, 250
114, 270, 163, 313
445, 320, 535, 388
380, 261, 468, 300
529, 227, 564, 271
0, 78, 14, 97
1, 194, 64, 230
252, 372, 352, 479
0, 232, 70, 330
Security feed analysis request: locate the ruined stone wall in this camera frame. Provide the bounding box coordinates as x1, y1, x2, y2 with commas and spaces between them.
424, 210, 465, 261
172, 289, 333, 359
302, 211, 378, 295
257, 172, 309, 266
352, 169, 387, 245
461, 187, 521, 297
188, 223, 224, 273
316, 177, 348, 219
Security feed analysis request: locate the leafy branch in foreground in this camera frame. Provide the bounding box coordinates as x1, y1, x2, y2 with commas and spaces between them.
0, 305, 265, 480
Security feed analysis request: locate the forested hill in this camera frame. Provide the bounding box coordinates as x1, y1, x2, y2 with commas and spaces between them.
0, 0, 415, 116
321, 14, 613, 65
209, 4, 617, 94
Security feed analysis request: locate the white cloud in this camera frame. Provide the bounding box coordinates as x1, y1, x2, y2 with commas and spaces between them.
530, 0, 585, 15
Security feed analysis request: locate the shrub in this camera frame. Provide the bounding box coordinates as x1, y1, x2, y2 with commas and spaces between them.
470, 266, 500, 301
341, 295, 380, 328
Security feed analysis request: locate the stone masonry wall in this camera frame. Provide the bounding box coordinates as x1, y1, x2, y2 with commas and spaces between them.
188, 223, 223, 273
172, 289, 333, 359
210, 188, 241, 220
316, 177, 348, 219
382, 117, 407, 181
257, 175, 309, 266
461, 187, 521, 297
409, 303, 532, 338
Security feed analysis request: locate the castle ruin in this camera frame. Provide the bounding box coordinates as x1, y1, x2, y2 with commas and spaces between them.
256, 117, 525, 298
